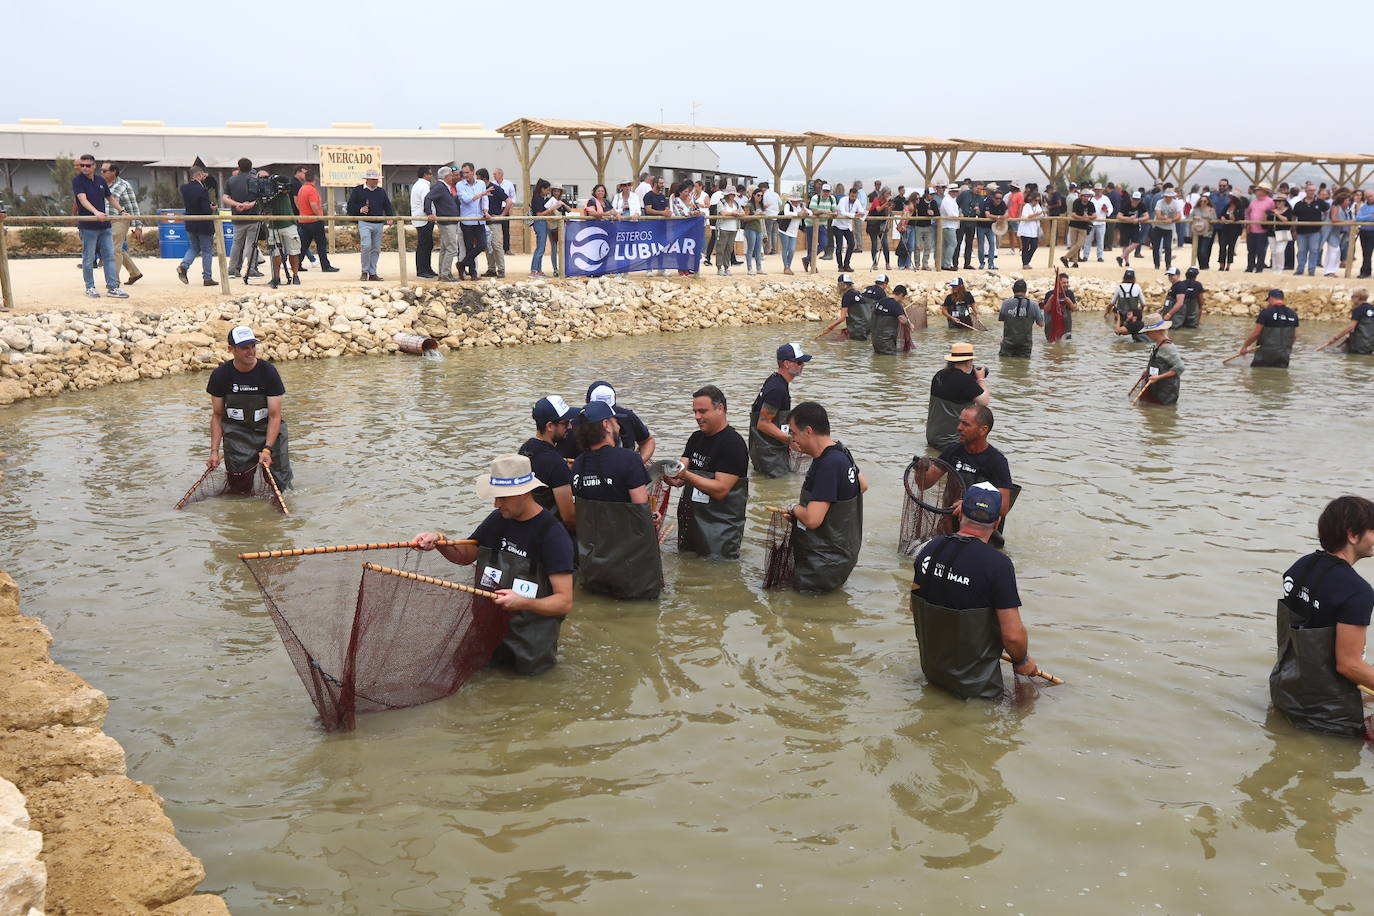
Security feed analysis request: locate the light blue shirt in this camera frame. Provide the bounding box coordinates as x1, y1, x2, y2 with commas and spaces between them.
456, 179, 487, 225
1357, 202, 1374, 227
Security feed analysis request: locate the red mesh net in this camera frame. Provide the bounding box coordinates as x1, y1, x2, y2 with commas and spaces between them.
175, 463, 288, 514
899, 457, 964, 556
240, 543, 507, 731
763, 507, 796, 589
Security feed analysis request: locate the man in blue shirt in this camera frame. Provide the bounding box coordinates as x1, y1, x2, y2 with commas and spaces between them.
71, 153, 129, 299
177, 166, 217, 286
455, 162, 492, 281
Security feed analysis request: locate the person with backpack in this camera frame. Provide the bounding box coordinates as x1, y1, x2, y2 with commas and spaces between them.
1107, 269, 1144, 325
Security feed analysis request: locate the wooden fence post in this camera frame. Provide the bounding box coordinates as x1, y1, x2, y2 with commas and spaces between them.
1346, 224, 1358, 279
396, 218, 408, 283
213, 214, 230, 295
0, 222, 12, 310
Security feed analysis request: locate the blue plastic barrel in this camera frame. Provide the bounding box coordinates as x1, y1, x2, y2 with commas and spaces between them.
158, 209, 189, 260
220, 210, 235, 251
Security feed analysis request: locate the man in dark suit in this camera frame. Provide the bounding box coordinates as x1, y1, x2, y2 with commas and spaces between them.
177, 166, 218, 286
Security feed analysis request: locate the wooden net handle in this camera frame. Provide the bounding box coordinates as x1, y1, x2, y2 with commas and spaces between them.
1361, 684, 1374, 700
1221, 348, 1252, 364
261, 462, 290, 516
765, 505, 793, 517
361, 562, 500, 599
173, 464, 217, 510
238, 538, 476, 560
1001, 653, 1064, 685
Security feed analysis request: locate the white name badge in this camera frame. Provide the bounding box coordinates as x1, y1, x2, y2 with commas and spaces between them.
254, 408, 269, 422
512, 578, 538, 598
691, 488, 710, 504
480, 566, 502, 589
1148, 367, 1160, 376
780, 424, 790, 435
225, 407, 244, 420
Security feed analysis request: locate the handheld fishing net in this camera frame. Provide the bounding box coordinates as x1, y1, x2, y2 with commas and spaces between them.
175, 463, 289, 514
647, 459, 681, 542
899, 457, 964, 556
762, 506, 797, 589
788, 447, 812, 475
239, 540, 507, 731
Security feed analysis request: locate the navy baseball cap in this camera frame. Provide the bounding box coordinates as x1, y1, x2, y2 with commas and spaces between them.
963, 483, 1002, 525
1268, 288, 1284, 299
581, 400, 615, 423
532, 395, 572, 425
776, 342, 813, 363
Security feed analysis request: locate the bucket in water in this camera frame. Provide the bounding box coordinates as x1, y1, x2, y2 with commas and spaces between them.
393, 334, 439, 354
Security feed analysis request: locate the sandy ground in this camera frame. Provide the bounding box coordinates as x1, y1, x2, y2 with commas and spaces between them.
2, 243, 1364, 317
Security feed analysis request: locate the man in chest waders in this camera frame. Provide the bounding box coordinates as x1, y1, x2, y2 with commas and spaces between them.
870, 283, 912, 355
1108, 269, 1144, 326
785, 401, 867, 593
1321, 289, 1374, 354
1270, 495, 1374, 737
933, 404, 1017, 546
997, 279, 1043, 358
519, 395, 576, 530
926, 342, 990, 450
1242, 290, 1300, 368
669, 385, 750, 560
837, 273, 871, 341
750, 343, 810, 478
1135, 313, 1184, 405
569, 401, 661, 600
1164, 266, 1205, 329
911, 483, 1043, 699
412, 454, 574, 676
207, 326, 292, 490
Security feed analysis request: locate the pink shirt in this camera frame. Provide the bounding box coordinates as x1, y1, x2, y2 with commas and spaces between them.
1007, 191, 1024, 219
1246, 196, 1274, 233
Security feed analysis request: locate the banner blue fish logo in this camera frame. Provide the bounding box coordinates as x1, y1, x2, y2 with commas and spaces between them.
568, 225, 611, 272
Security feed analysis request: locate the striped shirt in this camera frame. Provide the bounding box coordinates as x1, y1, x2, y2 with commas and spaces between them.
106, 177, 142, 227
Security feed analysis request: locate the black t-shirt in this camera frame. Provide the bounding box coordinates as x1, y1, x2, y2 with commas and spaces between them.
1291, 199, 1325, 234
1069, 198, 1094, 229
982, 199, 1007, 219
752, 372, 790, 416
841, 288, 864, 312
930, 365, 983, 403
943, 293, 973, 317
1170, 279, 1205, 302
875, 295, 906, 317
914, 198, 937, 225
571, 445, 649, 502
1045, 191, 1065, 216
487, 182, 509, 216
206, 359, 285, 398
1258, 304, 1299, 328
1283, 552, 1374, 629
470, 508, 575, 575
914, 534, 1021, 610
938, 442, 1013, 490
520, 437, 572, 490
683, 425, 749, 478
802, 445, 859, 502
1352, 304, 1374, 321
642, 190, 668, 213
559, 405, 652, 458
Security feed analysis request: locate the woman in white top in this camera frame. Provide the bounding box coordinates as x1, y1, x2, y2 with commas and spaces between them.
611, 182, 642, 219
671, 181, 702, 276
543, 187, 570, 276
713, 189, 742, 276
1016, 190, 1045, 268
776, 195, 809, 275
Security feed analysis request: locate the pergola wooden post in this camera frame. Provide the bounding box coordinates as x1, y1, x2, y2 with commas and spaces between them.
496, 118, 629, 196
797, 140, 834, 272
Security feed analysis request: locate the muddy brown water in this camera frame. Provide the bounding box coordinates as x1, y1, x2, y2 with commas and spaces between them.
1, 315, 1372, 914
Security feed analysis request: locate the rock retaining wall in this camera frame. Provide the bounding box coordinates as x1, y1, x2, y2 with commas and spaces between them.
0, 275, 1360, 407
0, 571, 227, 915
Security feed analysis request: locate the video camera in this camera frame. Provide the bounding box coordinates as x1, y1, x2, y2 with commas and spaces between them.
247, 174, 291, 202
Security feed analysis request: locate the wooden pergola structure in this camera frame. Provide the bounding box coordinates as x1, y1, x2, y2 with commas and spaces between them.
801, 133, 962, 191
496, 118, 630, 201
1277, 152, 1374, 191
949, 139, 1088, 190
623, 123, 808, 190
1186, 148, 1308, 189
1075, 145, 1207, 190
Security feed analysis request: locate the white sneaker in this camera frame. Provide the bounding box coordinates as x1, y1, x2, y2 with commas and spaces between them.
746, 268, 755, 275
106, 288, 129, 299
85, 288, 100, 298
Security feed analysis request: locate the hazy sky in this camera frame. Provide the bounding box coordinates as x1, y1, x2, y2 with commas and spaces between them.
6, 0, 1364, 187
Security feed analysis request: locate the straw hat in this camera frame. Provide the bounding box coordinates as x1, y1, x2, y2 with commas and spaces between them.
474, 454, 542, 499
945, 341, 976, 362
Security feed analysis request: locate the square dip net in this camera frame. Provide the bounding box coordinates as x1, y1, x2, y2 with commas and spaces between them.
762, 506, 796, 589
175, 464, 288, 514
899, 457, 964, 556
239, 541, 507, 731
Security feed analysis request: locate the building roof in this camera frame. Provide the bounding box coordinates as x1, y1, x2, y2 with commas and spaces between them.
0, 121, 500, 140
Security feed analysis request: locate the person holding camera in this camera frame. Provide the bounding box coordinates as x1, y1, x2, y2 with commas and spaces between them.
926, 341, 990, 450
261, 175, 303, 289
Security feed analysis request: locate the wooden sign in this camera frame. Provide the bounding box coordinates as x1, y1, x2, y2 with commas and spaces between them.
318, 146, 382, 187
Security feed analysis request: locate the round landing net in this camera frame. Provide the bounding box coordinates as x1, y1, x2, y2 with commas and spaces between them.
175, 463, 288, 514
762, 507, 796, 589
898, 457, 964, 556
239, 541, 506, 731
